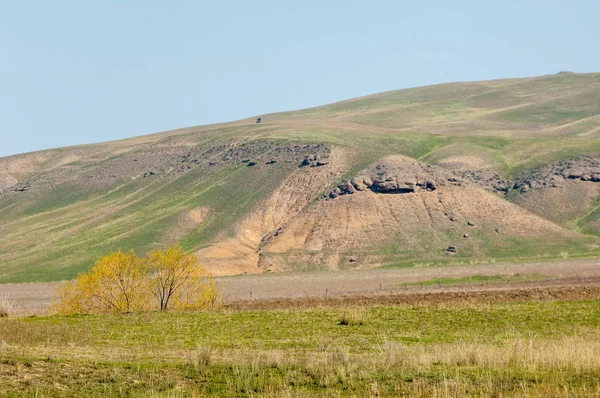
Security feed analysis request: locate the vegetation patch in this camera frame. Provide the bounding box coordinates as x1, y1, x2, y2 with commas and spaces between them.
400, 273, 549, 287
1, 299, 600, 395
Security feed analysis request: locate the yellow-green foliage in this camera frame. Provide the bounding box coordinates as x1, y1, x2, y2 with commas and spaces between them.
51, 246, 221, 315
146, 246, 221, 311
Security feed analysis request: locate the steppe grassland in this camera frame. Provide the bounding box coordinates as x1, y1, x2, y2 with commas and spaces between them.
1, 299, 600, 396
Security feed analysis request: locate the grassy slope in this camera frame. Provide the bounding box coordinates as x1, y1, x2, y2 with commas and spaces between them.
2, 73, 600, 282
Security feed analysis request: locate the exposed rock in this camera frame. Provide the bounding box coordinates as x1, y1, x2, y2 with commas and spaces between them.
426, 180, 437, 191
338, 181, 356, 195
266, 160, 277, 165
446, 155, 600, 196
371, 180, 415, 194
446, 246, 457, 254
329, 187, 342, 199
247, 161, 257, 167
350, 178, 365, 191
13, 182, 30, 192
300, 158, 312, 167
326, 157, 451, 199
315, 161, 329, 167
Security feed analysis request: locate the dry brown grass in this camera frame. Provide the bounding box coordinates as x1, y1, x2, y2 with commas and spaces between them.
178, 336, 600, 397
0, 295, 13, 318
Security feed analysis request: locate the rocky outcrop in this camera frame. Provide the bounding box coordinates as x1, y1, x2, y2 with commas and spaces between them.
451, 155, 600, 196
300, 154, 330, 168
326, 156, 459, 199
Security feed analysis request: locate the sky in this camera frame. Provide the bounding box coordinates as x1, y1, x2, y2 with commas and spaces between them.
1, 1, 599, 157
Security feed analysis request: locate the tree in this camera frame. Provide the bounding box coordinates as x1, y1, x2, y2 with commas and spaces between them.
52, 250, 148, 315
52, 246, 221, 315
145, 246, 221, 311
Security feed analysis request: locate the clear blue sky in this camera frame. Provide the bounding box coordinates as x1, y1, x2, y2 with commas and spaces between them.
1, 1, 599, 157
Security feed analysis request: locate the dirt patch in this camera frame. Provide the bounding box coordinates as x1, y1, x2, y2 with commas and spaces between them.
225, 277, 600, 310
197, 146, 354, 275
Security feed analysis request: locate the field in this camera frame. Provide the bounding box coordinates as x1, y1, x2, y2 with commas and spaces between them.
2, 260, 600, 396
2, 287, 600, 396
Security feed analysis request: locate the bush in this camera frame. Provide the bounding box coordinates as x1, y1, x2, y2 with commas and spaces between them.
52, 246, 221, 315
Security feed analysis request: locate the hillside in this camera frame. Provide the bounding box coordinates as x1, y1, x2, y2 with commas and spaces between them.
2, 72, 600, 283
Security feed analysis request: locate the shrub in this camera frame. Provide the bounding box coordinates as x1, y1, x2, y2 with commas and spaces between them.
52, 246, 221, 315
52, 250, 148, 315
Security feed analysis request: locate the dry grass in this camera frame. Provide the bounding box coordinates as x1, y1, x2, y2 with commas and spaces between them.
191, 335, 600, 396
0, 295, 13, 318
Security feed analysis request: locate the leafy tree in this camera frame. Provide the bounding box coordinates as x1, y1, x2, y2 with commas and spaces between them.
52, 246, 221, 315
53, 250, 147, 314
145, 246, 221, 311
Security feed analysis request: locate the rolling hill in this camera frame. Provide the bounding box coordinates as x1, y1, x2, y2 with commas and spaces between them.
2, 72, 600, 283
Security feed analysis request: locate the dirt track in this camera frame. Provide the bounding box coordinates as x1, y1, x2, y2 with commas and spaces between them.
2, 258, 600, 314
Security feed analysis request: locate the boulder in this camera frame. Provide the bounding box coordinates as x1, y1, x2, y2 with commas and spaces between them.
446, 246, 457, 253
315, 161, 329, 166
581, 174, 592, 181
266, 160, 277, 165
329, 187, 342, 199
463, 233, 470, 238
350, 178, 365, 191
592, 174, 600, 182
338, 181, 356, 194
247, 161, 257, 167
494, 184, 507, 192
363, 177, 373, 187
467, 221, 475, 226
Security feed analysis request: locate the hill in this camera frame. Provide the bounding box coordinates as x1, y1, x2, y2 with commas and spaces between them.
2, 72, 600, 283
